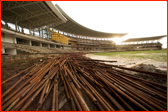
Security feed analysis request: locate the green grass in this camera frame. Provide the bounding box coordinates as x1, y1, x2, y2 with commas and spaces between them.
93, 50, 167, 62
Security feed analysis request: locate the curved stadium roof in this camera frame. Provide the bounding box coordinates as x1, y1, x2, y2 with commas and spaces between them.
123, 35, 167, 42
54, 4, 127, 38
1, 1, 67, 29
1, 1, 127, 38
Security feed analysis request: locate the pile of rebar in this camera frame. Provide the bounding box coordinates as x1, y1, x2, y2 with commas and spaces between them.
1, 54, 167, 111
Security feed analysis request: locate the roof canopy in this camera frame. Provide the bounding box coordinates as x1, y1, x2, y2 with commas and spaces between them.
123, 35, 167, 42
1, 1, 127, 38
54, 5, 127, 38
1, 1, 67, 29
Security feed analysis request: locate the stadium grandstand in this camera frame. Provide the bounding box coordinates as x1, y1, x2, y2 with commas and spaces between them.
1, 1, 166, 55
118, 35, 167, 51
1, 1, 167, 111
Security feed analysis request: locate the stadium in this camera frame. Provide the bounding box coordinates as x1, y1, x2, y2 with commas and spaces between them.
1, 1, 167, 111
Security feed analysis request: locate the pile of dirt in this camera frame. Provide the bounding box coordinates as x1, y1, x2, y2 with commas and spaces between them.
131, 64, 167, 86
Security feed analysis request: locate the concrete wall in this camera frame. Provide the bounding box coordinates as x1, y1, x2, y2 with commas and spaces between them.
5, 48, 17, 55
64, 46, 71, 50
1, 47, 5, 53
1, 32, 5, 42
1, 53, 59, 63
4, 34, 15, 43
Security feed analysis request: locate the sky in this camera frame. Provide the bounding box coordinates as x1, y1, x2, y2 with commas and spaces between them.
52, 1, 167, 47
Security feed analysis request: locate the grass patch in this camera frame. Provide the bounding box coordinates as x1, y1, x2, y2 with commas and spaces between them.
93, 50, 167, 62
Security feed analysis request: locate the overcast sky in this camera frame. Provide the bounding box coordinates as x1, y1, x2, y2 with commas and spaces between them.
52, 1, 167, 47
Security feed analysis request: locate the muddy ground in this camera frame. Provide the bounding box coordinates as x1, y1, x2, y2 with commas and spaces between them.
1, 56, 167, 111
85, 54, 167, 68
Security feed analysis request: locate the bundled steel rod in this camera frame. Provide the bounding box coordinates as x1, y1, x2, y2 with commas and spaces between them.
1, 53, 167, 111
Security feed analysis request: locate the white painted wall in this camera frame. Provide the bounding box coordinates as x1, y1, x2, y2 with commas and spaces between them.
1, 47, 5, 53
5, 48, 17, 55
13, 37, 17, 44
1, 33, 5, 42
4, 34, 15, 43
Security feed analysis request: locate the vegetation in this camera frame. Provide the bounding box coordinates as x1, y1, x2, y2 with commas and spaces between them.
94, 50, 167, 62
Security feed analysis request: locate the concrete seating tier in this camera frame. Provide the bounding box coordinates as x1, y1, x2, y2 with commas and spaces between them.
1, 42, 16, 48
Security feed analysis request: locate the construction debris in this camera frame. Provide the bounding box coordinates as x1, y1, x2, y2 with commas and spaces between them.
1, 54, 167, 111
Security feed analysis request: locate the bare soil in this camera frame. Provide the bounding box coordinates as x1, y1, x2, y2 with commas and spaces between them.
85, 54, 167, 86
85, 54, 167, 68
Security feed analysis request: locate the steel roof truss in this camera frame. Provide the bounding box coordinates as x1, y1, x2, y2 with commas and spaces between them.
2, 1, 41, 11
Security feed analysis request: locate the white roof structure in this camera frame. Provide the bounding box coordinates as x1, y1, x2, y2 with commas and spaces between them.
1, 1, 127, 38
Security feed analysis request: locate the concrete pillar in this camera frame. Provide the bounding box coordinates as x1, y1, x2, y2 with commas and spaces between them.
29, 40, 32, 46
48, 44, 50, 48
13, 37, 17, 44
40, 43, 42, 47
5, 22, 8, 29
33, 29, 35, 36
1, 47, 5, 53
47, 26, 50, 40
41, 28, 44, 38
39, 28, 41, 37
22, 27, 24, 33
15, 21, 17, 32
29, 26, 31, 35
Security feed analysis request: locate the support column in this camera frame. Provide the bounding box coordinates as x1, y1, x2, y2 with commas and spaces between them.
46, 26, 49, 39
29, 40, 32, 46
13, 37, 17, 44
15, 21, 17, 32
33, 29, 35, 36
40, 43, 42, 47
22, 27, 24, 33
1, 47, 5, 53
29, 26, 31, 35
48, 44, 50, 48
41, 27, 44, 38
5, 22, 8, 29
39, 28, 41, 37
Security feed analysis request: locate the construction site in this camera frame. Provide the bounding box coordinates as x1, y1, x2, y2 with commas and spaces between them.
1, 1, 167, 111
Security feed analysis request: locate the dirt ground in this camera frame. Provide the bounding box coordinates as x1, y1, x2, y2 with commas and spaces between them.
85, 54, 167, 69
85, 54, 167, 86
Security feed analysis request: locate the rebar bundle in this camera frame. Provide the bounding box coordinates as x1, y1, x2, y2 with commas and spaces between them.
1, 54, 167, 111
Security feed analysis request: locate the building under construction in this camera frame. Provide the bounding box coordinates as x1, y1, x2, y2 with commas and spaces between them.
1, 1, 167, 111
